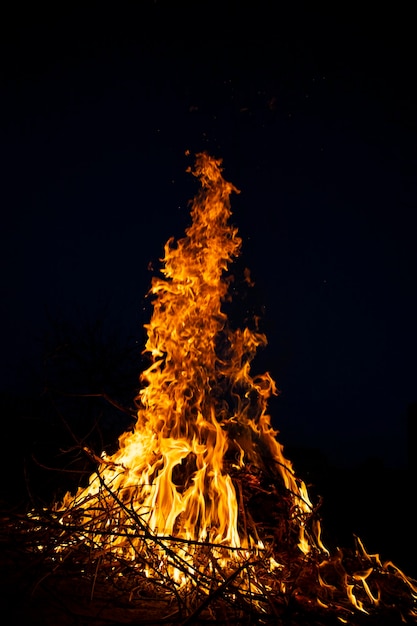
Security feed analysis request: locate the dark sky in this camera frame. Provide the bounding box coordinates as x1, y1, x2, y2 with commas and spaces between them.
1, 1, 416, 469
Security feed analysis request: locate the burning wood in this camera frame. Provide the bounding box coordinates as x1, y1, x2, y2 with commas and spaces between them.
3, 153, 417, 624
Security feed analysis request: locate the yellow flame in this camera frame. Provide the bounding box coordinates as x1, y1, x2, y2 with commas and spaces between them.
39, 153, 417, 622
57, 153, 318, 564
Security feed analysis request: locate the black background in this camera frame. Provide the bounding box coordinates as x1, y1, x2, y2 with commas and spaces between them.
1, 1, 416, 575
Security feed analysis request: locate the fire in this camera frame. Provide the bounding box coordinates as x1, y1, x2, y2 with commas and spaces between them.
27, 152, 416, 622
57, 153, 318, 559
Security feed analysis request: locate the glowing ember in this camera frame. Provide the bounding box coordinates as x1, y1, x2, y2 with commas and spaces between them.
25, 153, 416, 623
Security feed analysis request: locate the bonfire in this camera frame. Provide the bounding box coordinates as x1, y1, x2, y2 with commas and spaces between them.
2, 153, 416, 624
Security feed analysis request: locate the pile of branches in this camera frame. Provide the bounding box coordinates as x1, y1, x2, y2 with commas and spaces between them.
1, 461, 417, 626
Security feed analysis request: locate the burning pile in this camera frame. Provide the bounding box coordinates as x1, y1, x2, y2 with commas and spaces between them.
13, 154, 417, 624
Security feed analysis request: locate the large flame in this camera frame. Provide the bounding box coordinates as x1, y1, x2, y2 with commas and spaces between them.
57, 153, 318, 557
48, 153, 416, 620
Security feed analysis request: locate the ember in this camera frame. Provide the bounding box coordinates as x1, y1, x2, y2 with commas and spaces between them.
4, 153, 417, 624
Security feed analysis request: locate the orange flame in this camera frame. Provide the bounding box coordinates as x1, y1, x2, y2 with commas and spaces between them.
50, 154, 416, 620
57, 153, 321, 561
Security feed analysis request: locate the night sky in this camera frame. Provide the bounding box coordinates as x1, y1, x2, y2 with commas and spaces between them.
2, 1, 416, 474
